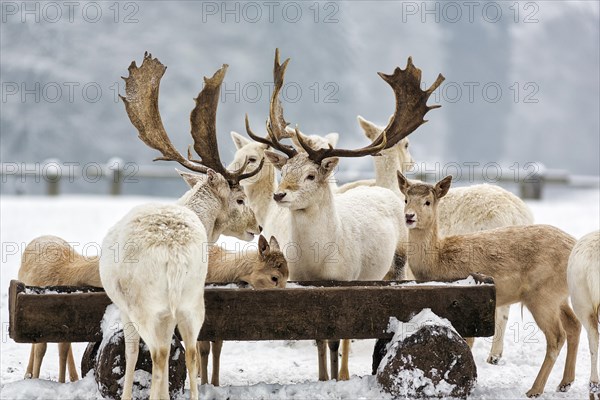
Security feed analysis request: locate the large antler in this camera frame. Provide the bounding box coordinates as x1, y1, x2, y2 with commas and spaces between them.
371, 57, 445, 148
295, 57, 445, 164
121, 52, 208, 173
245, 49, 298, 158
189, 65, 264, 185
122, 52, 263, 186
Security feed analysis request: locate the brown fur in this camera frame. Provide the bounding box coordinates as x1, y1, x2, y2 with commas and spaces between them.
19, 235, 287, 387
197, 235, 288, 386
19, 236, 101, 383
398, 173, 581, 398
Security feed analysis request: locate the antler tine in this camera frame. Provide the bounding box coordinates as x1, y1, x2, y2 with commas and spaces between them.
190, 65, 229, 176
190, 65, 264, 185
243, 49, 298, 159
371, 57, 445, 149
121, 52, 208, 174
268, 48, 292, 140
296, 126, 388, 164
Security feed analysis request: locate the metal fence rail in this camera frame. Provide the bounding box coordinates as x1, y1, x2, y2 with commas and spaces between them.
1, 159, 598, 199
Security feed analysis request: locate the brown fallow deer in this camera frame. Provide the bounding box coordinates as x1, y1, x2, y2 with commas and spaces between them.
397, 172, 580, 398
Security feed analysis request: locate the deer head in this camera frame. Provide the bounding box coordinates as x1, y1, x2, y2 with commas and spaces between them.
397, 172, 452, 230
246, 49, 444, 210
121, 53, 263, 240
357, 115, 414, 172
240, 235, 289, 288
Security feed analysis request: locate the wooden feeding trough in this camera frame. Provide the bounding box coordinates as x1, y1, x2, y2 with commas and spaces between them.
9, 275, 496, 398
9, 276, 495, 343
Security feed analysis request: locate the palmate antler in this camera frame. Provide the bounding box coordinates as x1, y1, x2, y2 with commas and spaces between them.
121, 52, 263, 186
246, 50, 445, 165
245, 49, 298, 159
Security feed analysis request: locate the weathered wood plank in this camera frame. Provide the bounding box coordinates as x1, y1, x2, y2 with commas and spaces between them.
9, 277, 496, 343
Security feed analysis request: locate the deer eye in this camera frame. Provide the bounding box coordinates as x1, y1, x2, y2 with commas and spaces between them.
405, 143, 409, 149
248, 157, 257, 163
425, 201, 431, 206
306, 174, 315, 181
404, 199, 408, 204
236, 199, 245, 205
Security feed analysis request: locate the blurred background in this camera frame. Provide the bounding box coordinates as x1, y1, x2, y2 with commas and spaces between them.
1, 0, 598, 197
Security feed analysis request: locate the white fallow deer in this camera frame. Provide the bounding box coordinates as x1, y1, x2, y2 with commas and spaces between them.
567, 230, 600, 400
397, 172, 581, 398
227, 126, 339, 245
198, 235, 288, 386
100, 53, 263, 400
244, 50, 444, 381
348, 116, 534, 364
19, 235, 101, 383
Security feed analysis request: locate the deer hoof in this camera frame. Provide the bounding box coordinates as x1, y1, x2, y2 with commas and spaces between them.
338, 369, 350, 381
486, 354, 501, 365
525, 389, 541, 398
589, 382, 600, 399
557, 382, 572, 392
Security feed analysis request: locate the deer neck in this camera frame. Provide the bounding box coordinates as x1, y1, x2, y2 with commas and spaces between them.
244, 163, 277, 225
406, 219, 441, 280
289, 188, 342, 265
70, 255, 102, 287
374, 149, 403, 196
206, 247, 257, 283
177, 185, 221, 242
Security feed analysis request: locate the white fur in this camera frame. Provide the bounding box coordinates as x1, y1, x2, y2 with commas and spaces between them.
99, 171, 232, 400
228, 132, 290, 244
567, 230, 600, 394
228, 129, 340, 244
100, 203, 207, 400
265, 151, 406, 382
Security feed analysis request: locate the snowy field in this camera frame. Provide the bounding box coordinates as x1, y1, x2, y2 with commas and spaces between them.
0, 188, 598, 399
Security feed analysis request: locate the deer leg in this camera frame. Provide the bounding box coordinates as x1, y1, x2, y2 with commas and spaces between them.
57, 342, 70, 383
211, 340, 223, 386
66, 344, 79, 381
316, 340, 329, 381
328, 340, 340, 380
198, 341, 210, 384
587, 312, 600, 400
557, 303, 581, 392
338, 339, 350, 381
24, 345, 35, 379
525, 300, 566, 398
178, 316, 202, 400
487, 305, 510, 365
121, 315, 140, 400
32, 342, 47, 379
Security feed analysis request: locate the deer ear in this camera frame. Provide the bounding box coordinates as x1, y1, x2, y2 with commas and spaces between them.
177, 169, 203, 188
320, 157, 339, 177
264, 150, 288, 170
258, 235, 269, 259
397, 171, 410, 196
231, 131, 250, 150
324, 133, 339, 147
357, 116, 381, 140
435, 175, 452, 198
269, 236, 280, 253
206, 169, 219, 186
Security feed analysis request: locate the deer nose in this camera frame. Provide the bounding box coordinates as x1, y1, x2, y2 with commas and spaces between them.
406, 213, 415, 220
273, 192, 286, 202
259, 225, 263, 233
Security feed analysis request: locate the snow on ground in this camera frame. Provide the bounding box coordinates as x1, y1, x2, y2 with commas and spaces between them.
0, 188, 598, 399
